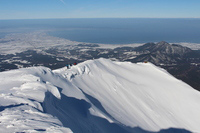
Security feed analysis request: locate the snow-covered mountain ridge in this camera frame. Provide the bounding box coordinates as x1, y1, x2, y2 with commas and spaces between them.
0, 58, 199, 133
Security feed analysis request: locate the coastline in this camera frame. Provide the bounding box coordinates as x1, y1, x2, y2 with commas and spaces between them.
0, 31, 200, 55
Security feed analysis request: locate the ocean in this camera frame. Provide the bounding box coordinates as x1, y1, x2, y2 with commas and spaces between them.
0, 18, 200, 44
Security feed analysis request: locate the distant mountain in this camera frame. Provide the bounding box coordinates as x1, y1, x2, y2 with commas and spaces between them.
129, 41, 192, 64
0, 58, 197, 133
135, 41, 191, 55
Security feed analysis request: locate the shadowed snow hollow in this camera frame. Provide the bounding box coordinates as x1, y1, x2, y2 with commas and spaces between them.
0, 58, 199, 133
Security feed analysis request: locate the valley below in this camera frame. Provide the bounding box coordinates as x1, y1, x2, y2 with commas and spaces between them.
0, 32, 200, 91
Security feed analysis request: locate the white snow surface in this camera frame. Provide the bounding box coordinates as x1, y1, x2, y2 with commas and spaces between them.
0, 58, 200, 132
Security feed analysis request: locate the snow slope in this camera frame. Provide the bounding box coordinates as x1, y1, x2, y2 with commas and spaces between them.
0, 58, 200, 132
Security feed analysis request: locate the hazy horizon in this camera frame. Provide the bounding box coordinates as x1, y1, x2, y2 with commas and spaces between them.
1, 18, 200, 44
1, 17, 200, 20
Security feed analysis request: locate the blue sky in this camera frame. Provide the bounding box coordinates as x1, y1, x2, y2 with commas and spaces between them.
0, 0, 200, 19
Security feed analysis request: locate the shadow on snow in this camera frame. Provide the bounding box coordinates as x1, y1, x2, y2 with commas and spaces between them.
42, 87, 191, 133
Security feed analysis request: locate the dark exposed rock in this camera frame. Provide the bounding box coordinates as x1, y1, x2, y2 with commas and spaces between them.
130, 41, 192, 64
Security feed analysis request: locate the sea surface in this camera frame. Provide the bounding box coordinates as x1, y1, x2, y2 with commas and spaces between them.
0, 18, 200, 44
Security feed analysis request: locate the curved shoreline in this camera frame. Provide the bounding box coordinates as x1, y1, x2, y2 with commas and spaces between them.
0, 31, 200, 55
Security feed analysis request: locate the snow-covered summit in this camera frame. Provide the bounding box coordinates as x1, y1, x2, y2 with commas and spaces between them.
0, 58, 200, 133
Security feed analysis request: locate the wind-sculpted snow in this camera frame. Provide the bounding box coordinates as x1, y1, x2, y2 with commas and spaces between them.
0, 67, 74, 132
0, 58, 199, 132
55, 58, 199, 132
